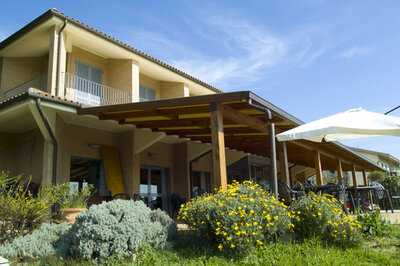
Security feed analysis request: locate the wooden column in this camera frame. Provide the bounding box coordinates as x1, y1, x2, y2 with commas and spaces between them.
267, 110, 278, 198
314, 151, 323, 186
279, 142, 291, 187
210, 102, 227, 190
351, 165, 358, 187
362, 169, 368, 186
337, 159, 343, 183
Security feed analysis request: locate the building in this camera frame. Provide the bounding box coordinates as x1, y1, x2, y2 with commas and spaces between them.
351, 147, 400, 177
0, 9, 380, 212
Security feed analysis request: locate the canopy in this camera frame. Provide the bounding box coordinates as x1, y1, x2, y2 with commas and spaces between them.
276, 108, 400, 142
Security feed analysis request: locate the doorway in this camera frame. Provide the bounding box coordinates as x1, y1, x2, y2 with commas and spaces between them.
140, 166, 169, 210
69, 156, 110, 203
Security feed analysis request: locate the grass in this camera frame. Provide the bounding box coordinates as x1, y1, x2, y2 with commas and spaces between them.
30, 225, 400, 266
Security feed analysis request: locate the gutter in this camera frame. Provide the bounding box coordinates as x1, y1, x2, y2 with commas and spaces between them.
55, 19, 67, 97
34, 98, 58, 185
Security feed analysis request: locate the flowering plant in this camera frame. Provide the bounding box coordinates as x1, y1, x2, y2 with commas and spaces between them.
290, 192, 361, 246
179, 180, 294, 252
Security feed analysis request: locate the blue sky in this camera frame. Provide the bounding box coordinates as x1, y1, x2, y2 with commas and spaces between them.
1, 1, 399, 157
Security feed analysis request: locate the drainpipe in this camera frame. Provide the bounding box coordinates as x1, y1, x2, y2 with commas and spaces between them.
55, 19, 68, 97
35, 98, 58, 185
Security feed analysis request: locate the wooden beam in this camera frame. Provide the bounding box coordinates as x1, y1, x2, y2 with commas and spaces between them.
210, 102, 227, 190
337, 159, 343, 183
78, 91, 250, 114
314, 151, 323, 186
99, 105, 210, 120
222, 105, 267, 133
279, 142, 291, 187
362, 169, 368, 186
352, 165, 358, 187
124, 117, 210, 128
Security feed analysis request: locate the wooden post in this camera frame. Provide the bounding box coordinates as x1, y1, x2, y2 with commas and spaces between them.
314, 151, 323, 186
337, 159, 343, 183
210, 102, 227, 190
362, 169, 368, 186
279, 142, 291, 187
352, 165, 358, 187
266, 110, 278, 198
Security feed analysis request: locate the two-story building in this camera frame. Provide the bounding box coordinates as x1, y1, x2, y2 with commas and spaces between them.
0, 9, 380, 212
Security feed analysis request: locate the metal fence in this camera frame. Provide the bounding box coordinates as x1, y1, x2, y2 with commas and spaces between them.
64, 73, 133, 106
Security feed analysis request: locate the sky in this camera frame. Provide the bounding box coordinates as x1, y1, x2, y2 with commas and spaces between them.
1, 0, 399, 157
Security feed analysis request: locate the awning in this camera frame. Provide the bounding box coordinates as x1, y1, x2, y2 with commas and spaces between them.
77, 91, 380, 171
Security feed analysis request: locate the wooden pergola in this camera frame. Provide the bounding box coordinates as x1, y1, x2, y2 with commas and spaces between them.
78, 91, 380, 197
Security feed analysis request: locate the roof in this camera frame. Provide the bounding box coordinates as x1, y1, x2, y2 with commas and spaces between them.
78, 91, 381, 171
0, 88, 80, 110
350, 147, 400, 165
0, 8, 222, 94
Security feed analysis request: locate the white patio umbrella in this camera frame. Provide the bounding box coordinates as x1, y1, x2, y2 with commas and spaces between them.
276, 108, 400, 142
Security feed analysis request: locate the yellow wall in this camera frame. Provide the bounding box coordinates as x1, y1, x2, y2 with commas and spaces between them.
108, 59, 133, 92
139, 73, 161, 99
0, 56, 48, 96
55, 116, 120, 183
160, 81, 188, 99
0, 130, 44, 184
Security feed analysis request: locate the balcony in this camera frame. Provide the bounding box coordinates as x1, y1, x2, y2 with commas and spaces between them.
64, 73, 133, 106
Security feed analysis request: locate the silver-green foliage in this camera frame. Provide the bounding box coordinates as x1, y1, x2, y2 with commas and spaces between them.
68, 200, 176, 261
0, 223, 70, 260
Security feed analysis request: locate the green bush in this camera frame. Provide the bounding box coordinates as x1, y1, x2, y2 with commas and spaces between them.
179, 181, 293, 253
357, 209, 390, 237
150, 208, 177, 241
67, 199, 175, 262
382, 175, 400, 194
290, 193, 361, 246
0, 173, 54, 243
0, 223, 70, 261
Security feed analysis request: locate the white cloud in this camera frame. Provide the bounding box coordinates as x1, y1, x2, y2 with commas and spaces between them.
169, 19, 288, 88
338, 46, 373, 59
127, 15, 339, 89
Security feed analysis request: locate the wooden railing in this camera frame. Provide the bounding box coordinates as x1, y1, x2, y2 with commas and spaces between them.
64, 73, 133, 106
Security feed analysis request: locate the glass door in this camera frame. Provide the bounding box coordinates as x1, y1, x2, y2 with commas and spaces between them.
139, 166, 167, 210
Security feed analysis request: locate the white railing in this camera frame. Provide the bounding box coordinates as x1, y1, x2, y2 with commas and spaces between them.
64, 73, 132, 106
4, 75, 47, 98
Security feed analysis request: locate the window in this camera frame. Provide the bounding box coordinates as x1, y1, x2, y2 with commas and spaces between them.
75, 61, 103, 84
75, 61, 103, 105
139, 86, 156, 101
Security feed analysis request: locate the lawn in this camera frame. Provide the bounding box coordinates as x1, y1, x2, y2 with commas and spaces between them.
33, 225, 400, 266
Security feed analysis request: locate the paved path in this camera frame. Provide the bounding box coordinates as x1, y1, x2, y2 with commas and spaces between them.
381, 210, 400, 224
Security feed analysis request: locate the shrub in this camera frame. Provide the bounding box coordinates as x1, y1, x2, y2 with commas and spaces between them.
357, 209, 390, 237
66, 199, 175, 261
0, 223, 70, 261
382, 175, 400, 194
178, 181, 293, 253
0, 173, 53, 243
290, 193, 361, 246
150, 208, 177, 240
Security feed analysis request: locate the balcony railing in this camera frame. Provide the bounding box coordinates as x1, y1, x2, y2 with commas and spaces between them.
4, 75, 47, 98
64, 73, 132, 106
